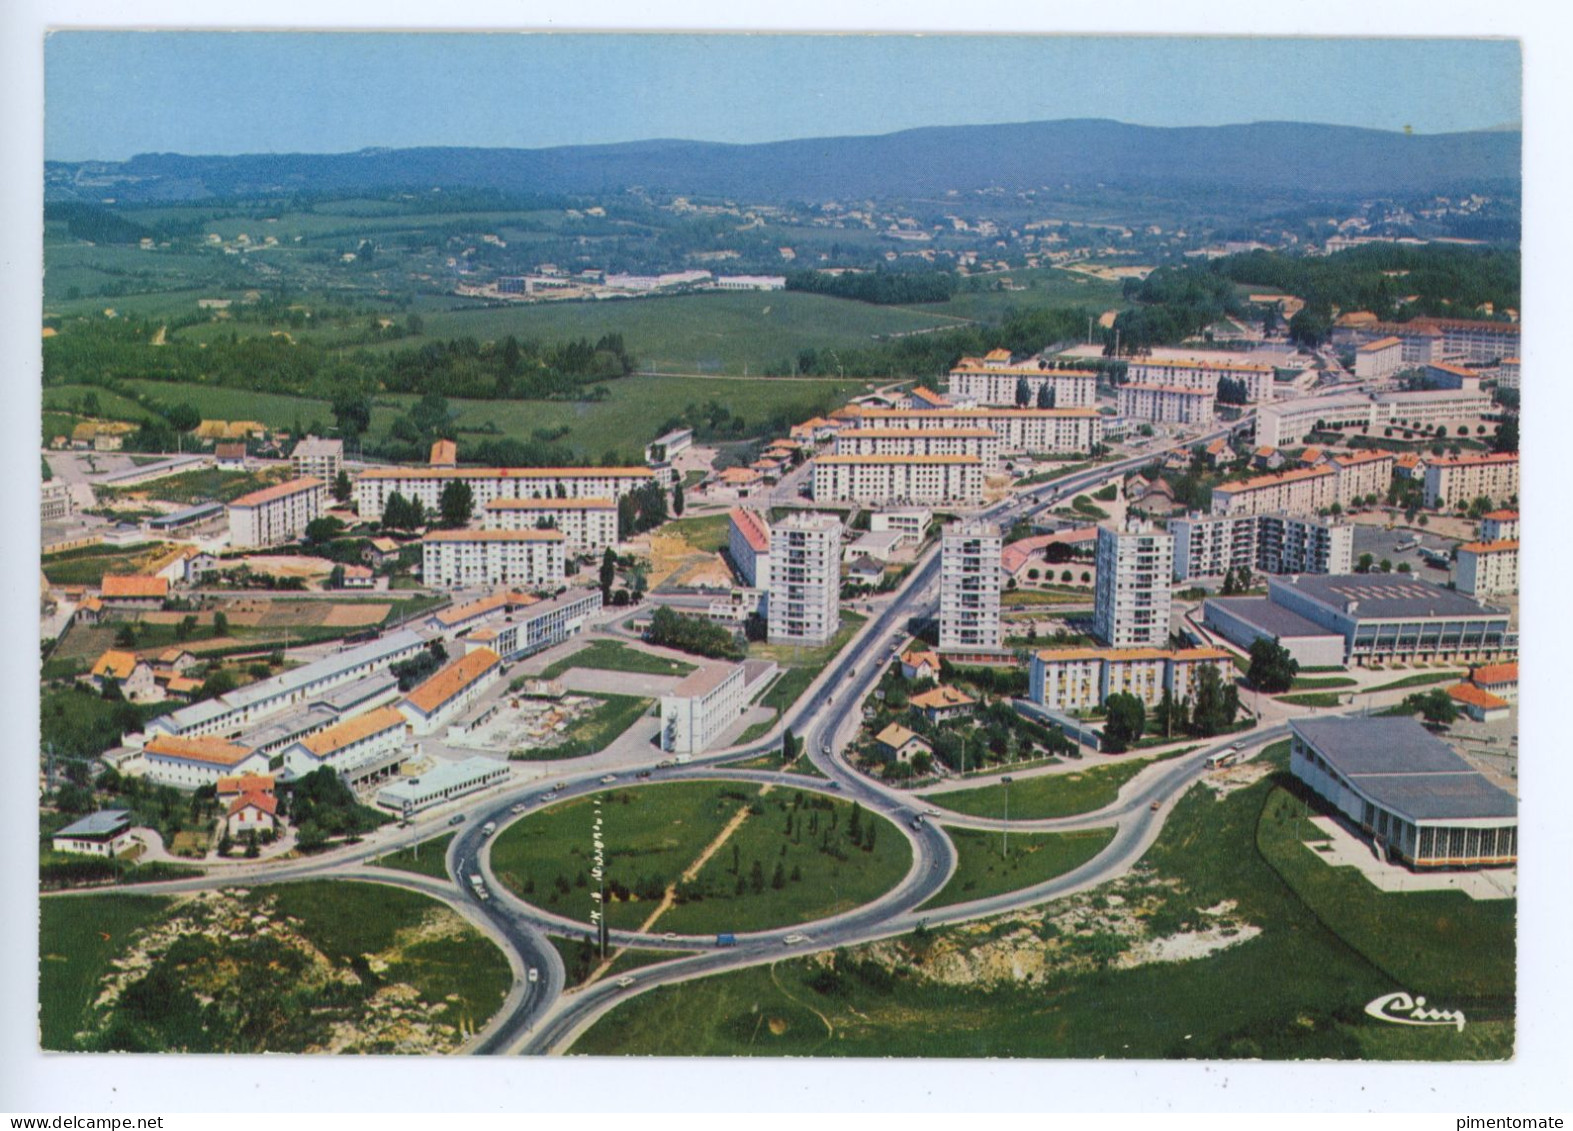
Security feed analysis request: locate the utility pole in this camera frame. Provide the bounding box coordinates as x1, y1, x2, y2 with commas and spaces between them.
1001, 775, 1013, 858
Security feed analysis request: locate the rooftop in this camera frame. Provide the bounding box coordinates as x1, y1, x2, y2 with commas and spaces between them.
1471, 662, 1518, 686
230, 476, 324, 509
101, 575, 168, 599
292, 436, 344, 459
1481, 510, 1520, 521
357, 466, 654, 481
144, 734, 257, 767
404, 649, 501, 715
1457, 540, 1519, 555
435, 590, 538, 628
1290, 716, 1517, 822
429, 439, 458, 467
378, 756, 506, 803
815, 454, 981, 466
876, 723, 927, 749
1216, 465, 1335, 494
911, 685, 976, 710
729, 508, 772, 554
1447, 683, 1510, 712
55, 810, 132, 838
90, 650, 144, 680
1121, 383, 1215, 397
421, 528, 566, 544
668, 662, 742, 699
1275, 573, 1504, 620
1205, 596, 1338, 640
483, 496, 616, 511
1357, 336, 1404, 351
300, 705, 408, 756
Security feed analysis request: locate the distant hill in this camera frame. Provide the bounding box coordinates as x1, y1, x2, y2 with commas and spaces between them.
44, 119, 1520, 205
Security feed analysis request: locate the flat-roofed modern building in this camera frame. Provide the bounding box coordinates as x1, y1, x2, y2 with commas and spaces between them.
354, 466, 655, 520
1116, 383, 1214, 425
869, 508, 932, 540
51, 810, 135, 857
727, 508, 772, 589
453, 588, 602, 662
420, 528, 567, 590
1455, 539, 1519, 598
1290, 717, 1516, 869
660, 662, 748, 754
1204, 573, 1514, 668
228, 476, 326, 548
1423, 453, 1519, 510
375, 756, 510, 817
1172, 512, 1353, 581
291, 436, 344, 482
480, 497, 618, 551
812, 454, 983, 506
1093, 520, 1173, 648
767, 512, 841, 645
939, 521, 1002, 651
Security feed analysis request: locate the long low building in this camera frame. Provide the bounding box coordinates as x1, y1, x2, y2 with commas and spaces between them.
812, 454, 983, 506
354, 466, 656, 519
1172, 512, 1353, 581
1255, 389, 1493, 449
1422, 453, 1519, 510
1204, 573, 1514, 668
1028, 647, 1235, 713
421, 528, 567, 590
833, 406, 1104, 455
228, 477, 326, 549
1209, 451, 1394, 518
142, 734, 275, 789
833, 426, 1002, 468
138, 629, 427, 743
400, 648, 503, 736
660, 662, 748, 755
728, 508, 772, 589
456, 588, 603, 661
277, 704, 409, 785
480, 496, 618, 551
375, 756, 511, 817
1290, 717, 1516, 869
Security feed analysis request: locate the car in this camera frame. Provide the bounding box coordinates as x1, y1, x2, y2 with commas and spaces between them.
616, 976, 636, 988
782, 933, 811, 945
510, 803, 526, 815
662, 931, 678, 941
656, 760, 675, 769
600, 775, 617, 784
923, 808, 939, 817
825, 781, 841, 790
527, 967, 539, 984
637, 770, 652, 779
1149, 800, 1162, 811
448, 814, 466, 826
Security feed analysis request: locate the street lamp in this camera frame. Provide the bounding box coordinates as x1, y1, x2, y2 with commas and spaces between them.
1000, 775, 1014, 858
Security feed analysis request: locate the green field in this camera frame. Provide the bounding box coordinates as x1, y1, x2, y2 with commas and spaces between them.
41, 541, 171, 587
1366, 671, 1467, 694
572, 742, 1510, 1059
119, 373, 870, 463
900, 266, 1126, 323
1278, 692, 1343, 708
1289, 675, 1359, 691
42, 384, 162, 424
38, 894, 174, 1050
922, 826, 1116, 910
491, 781, 908, 934
370, 832, 456, 880
927, 758, 1152, 820
748, 611, 867, 668
661, 513, 733, 553
99, 467, 290, 505
537, 640, 696, 681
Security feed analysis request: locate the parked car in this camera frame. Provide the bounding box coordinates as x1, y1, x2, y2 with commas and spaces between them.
600, 774, 617, 784
448, 814, 466, 826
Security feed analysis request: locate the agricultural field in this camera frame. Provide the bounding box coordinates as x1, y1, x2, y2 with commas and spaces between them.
572, 745, 1510, 1060
900, 266, 1126, 323
98, 466, 291, 505
490, 781, 908, 935
41, 541, 171, 587
926, 757, 1153, 820
922, 826, 1117, 910
38, 881, 511, 1053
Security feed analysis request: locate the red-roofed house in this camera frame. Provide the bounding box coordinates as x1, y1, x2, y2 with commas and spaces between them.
899, 648, 942, 682
727, 508, 772, 588
1448, 682, 1511, 723
99, 574, 168, 609
1469, 662, 1518, 702
910, 685, 976, 723
225, 789, 280, 837
85, 649, 159, 702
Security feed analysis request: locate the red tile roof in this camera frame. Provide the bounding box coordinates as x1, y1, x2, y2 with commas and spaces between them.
229, 476, 324, 509
404, 649, 501, 715
729, 508, 771, 554
101, 575, 168, 600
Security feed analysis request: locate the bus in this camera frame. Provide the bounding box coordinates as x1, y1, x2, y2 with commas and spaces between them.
1206, 745, 1243, 770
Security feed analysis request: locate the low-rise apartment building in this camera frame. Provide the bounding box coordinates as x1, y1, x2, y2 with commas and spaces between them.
1422, 453, 1519, 509
834, 406, 1103, 455
291, 436, 344, 482
480, 496, 618, 551
1116, 383, 1215, 425
727, 507, 772, 589
1354, 336, 1405, 380
834, 426, 1002, 468
354, 466, 655, 519
454, 588, 603, 662
812, 454, 983, 506
946, 354, 1098, 408
1126, 357, 1276, 402
420, 528, 567, 590
1455, 540, 1518, 598
399, 648, 502, 736
1171, 512, 1353, 581
1028, 647, 1234, 713
228, 476, 326, 549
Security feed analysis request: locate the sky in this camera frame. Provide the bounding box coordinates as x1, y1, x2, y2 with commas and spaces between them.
44, 33, 1522, 162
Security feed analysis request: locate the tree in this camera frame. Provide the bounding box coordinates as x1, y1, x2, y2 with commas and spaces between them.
1493, 416, 1519, 453
1103, 692, 1145, 753
848, 802, 864, 845
599, 547, 617, 602
212, 611, 230, 638
781, 728, 797, 765
1188, 663, 1236, 737
672, 478, 685, 517
330, 389, 372, 439
332, 470, 353, 504
165, 403, 201, 432
438, 480, 474, 528
1154, 687, 1179, 739
771, 862, 786, 890
1288, 307, 1330, 348
175, 614, 197, 642
305, 516, 344, 544
113, 623, 137, 648
1035, 383, 1055, 409
749, 860, 765, 895
1247, 637, 1299, 694
1015, 376, 1032, 407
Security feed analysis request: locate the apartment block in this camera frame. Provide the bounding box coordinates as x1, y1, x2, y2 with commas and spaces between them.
834, 426, 1001, 468
1171, 512, 1353, 581
938, 521, 1002, 651
1455, 540, 1519, 598
1093, 520, 1174, 648
228, 477, 326, 549
946, 354, 1099, 408
660, 662, 748, 754
420, 528, 567, 590
812, 455, 983, 506
1028, 647, 1234, 712
728, 507, 772, 589
1422, 453, 1519, 509
1116, 383, 1215, 425
291, 436, 344, 482
767, 513, 841, 645
354, 466, 655, 519
1126, 357, 1275, 402
834, 406, 1102, 455
1354, 336, 1405, 380
480, 496, 618, 552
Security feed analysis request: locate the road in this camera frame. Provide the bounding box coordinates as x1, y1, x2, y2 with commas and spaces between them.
46, 417, 1265, 1056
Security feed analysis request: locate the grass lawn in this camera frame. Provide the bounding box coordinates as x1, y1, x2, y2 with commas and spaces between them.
41, 541, 172, 587
758, 667, 816, 715
369, 832, 456, 880
1289, 675, 1359, 691
661, 513, 733, 554
98, 467, 291, 506
564, 694, 653, 750
921, 826, 1116, 910
748, 611, 867, 668
1002, 589, 1093, 607
267, 881, 511, 1035
491, 782, 908, 935
537, 640, 695, 681
571, 739, 1510, 1060
1256, 785, 1514, 1000
38, 894, 174, 1050
928, 758, 1152, 820
1278, 692, 1343, 708
547, 934, 686, 989
1366, 671, 1466, 694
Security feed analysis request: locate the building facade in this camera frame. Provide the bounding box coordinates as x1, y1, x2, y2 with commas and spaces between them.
1172, 512, 1353, 581
1029, 647, 1234, 712
1455, 540, 1519, 598
1116, 383, 1215, 425
727, 508, 772, 589
1422, 453, 1519, 509
812, 455, 983, 506
354, 466, 655, 519
291, 436, 344, 482
480, 497, 618, 551
834, 427, 1002, 469
1093, 520, 1174, 648
660, 663, 748, 754
228, 477, 326, 549
420, 528, 567, 590
946, 356, 1099, 408
766, 513, 841, 645
938, 521, 1003, 651
1126, 357, 1276, 402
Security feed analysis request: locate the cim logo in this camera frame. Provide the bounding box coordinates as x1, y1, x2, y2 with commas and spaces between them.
1364, 991, 1466, 1032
